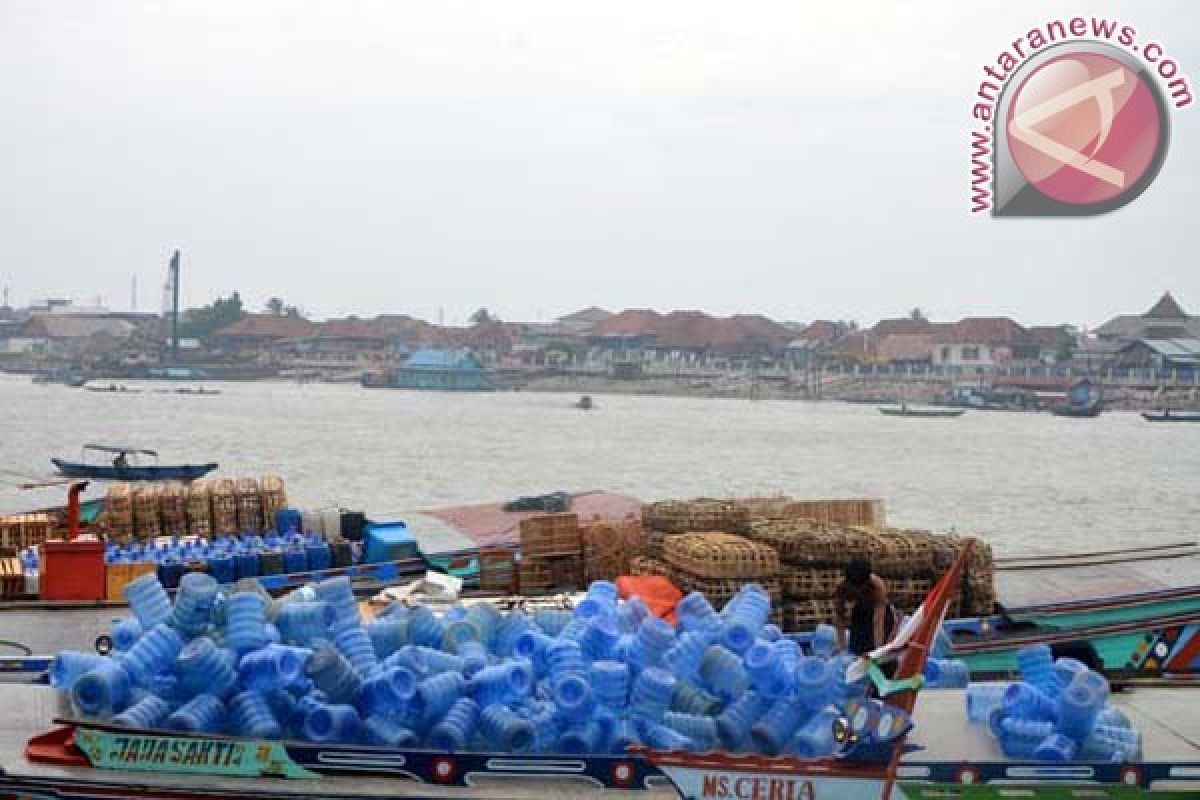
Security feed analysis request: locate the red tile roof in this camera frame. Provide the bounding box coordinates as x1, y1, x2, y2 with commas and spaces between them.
794, 320, 839, 342
314, 318, 387, 340
876, 333, 935, 362
590, 309, 792, 353
870, 317, 937, 336
213, 314, 315, 340
934, 317, 1026, 344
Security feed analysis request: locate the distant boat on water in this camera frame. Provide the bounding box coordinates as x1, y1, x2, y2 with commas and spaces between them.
879, 404, 965, 418
1051, 378, 1104, 418
1142, 409, 1200, 422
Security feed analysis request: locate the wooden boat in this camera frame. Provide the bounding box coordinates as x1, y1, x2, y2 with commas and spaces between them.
1051, 378, 1104, 417
1142, 410, 1200, 422
51, 445, 217, 482
8, 550, 1200, 798
879, 405, 965, 418
575, 395, 595, 410
84, 384, 142, 394
1051, 404, 1104, 418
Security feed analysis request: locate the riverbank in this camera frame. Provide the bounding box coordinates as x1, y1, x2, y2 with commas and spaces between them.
517, 373, 1200, 410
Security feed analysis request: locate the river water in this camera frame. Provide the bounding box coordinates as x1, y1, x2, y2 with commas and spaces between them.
3, 374, 1198, 557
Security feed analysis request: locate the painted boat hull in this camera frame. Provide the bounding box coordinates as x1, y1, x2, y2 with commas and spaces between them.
948, 610, 1200, 678
50, 459, 218, 481
10, 722, 1197, 800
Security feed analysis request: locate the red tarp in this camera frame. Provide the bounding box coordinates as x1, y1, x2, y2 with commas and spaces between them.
617, 574, 682, 625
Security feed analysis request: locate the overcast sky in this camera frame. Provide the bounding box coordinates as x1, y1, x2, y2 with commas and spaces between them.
1, 1, 1196, 327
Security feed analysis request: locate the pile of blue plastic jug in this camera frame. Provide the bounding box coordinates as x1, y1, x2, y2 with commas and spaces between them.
965, 644, 1140, 762
50, 575, 904, 755
104, 530, 334, 588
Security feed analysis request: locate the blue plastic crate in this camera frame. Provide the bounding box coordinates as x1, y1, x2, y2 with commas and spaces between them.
363, 521, 417, 564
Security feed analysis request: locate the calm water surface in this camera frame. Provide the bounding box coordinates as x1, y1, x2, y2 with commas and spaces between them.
3, 374, 1198, 556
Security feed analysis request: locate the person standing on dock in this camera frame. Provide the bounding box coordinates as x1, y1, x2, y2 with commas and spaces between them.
833, 558, 900, 659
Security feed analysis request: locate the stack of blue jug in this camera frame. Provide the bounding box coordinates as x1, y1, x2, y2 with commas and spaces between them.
53, 576, 889, 756
967, 643, 1138, 762
103, 528, 335, 587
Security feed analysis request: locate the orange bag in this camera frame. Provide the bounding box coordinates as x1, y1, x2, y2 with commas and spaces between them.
616, 574, 682, 625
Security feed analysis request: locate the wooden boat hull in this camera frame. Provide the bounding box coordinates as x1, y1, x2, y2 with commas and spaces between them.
7, 687, 1198, 800
948, 609, 1200, 678
50, 459, 218, 481
1142, 412, 1200, 422
1051, 405, 1103, 417
878, 408, 965, 418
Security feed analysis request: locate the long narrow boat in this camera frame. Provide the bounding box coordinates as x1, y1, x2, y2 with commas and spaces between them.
51, 445, 217, 482
1142, 410, 1200, 422
7, 551, 1200, 798
944, 607, 1200, 679
878, 406, 965, 418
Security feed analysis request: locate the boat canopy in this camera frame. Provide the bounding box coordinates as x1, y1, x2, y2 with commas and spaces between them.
82, 444, 159, 457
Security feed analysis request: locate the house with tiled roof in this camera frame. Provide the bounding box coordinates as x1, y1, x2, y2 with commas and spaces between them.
1093, 292, 1200, 343
931, 317, 1028, 368
211, 314, 316, 361
587, 309, 791, 365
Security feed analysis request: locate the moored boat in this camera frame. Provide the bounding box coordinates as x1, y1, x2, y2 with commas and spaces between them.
879, 405, 965, 418
7, 549, 1200, 799
51, 445, 217, 482
1051, 378, 1104, 417
1142, 410, 1200, 422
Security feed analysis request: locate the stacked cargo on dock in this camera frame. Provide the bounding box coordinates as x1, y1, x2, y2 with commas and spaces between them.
185, 480, 213, 538
580, 514, 642, 584
0, 512, 52, 550
632, 495, 995, 631
661, 531, 783, 625
100, 476, 288, 541
516, 513, 582, 592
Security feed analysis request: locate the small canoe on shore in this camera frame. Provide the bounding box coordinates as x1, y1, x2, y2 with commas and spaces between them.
1142, 410, 1200, 422
879, 406, 965, 418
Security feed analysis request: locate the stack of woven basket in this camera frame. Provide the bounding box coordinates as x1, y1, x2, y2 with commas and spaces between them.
661, 532, 783, 622
185, 480, 213, 538
742, 517, 996, 629
132, 484, 163, 540
730, 495, 886, 530
259, 476, 288, 525
579, 513, 642, 584
101, 483, 135, 541
234, 478, 264, 532
637, 499, 751, 575
210, 479, 239, 535
517, 513, 583, 593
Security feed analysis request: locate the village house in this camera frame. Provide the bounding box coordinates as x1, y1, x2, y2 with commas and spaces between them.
210, 314, 316, 361
931, 317, 1028, 369
1093, 292, 1200, 344
584, 309, 792, 370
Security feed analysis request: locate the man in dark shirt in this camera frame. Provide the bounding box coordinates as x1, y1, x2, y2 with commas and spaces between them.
833, 558, 899, 656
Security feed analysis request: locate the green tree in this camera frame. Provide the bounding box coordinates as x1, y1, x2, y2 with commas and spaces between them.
469, 308, 495, 325
179, 291, 245, 340
909, 307, 928, 322
265, 296, 285, 315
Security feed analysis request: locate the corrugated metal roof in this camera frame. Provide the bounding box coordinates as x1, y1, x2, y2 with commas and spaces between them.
404, 348, 483, 370
1139, 338, 1200, 356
